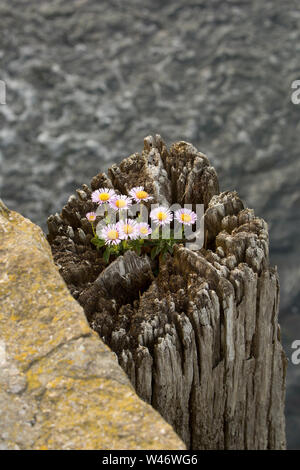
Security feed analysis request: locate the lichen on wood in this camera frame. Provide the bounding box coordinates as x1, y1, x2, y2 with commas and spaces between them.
47, 135, 286, 450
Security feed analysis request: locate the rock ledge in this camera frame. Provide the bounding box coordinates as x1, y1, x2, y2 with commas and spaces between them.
0, 200, 185, 450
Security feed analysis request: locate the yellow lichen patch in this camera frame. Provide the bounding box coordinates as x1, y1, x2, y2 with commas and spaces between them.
26, 369, 43, 393
34, 377, 184, 450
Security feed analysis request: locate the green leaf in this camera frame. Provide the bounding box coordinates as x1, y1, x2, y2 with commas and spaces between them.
103, 246, 111, 264
121, 240, 128, 252
151, 244, 161, 260
91, 236, 106, 249
167, 244, 174, 254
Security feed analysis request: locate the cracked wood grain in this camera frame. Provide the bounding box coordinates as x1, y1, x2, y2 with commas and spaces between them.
48, 135, 287, 449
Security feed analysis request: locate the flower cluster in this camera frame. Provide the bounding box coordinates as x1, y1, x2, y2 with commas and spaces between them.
100, 219, 152, 246
86, 186, 197, 264
91, 186, 152, 211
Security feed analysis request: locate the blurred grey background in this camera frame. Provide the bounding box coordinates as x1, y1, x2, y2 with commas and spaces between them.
0, 0, 299, 448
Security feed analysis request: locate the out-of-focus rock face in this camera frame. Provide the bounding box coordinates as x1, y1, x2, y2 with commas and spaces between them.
0, 0, 299, 448
47, 136, 287, 450
0, 200, 185, 451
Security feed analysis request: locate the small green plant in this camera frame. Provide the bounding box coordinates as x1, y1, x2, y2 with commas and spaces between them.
86, 187, 197, 265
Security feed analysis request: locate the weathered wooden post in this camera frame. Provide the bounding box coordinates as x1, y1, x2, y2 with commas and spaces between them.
47, 135, 286, 449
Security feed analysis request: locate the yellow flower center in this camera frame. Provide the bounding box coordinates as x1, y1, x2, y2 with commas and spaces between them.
140, 226, 148, 234
107, 229, 119, 240
115, 199, 127, 208
99, 193, 110, 201
181, 213, 192, 223
136, 190, 148, 200
89, 215, 96, 221
123, 224, 133, 234
157, 211, 167, 221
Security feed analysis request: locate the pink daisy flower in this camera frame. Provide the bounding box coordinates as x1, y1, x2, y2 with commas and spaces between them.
101, 224, 122, 246
109, 194, 132, 211
118, 219, 139, 240
86, 212, 97, 222
129, 186, 153, 203
175, 208, 197, 225
150, 206, 173, 226
92, 188, 115, 205
136, 222, 152, 238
